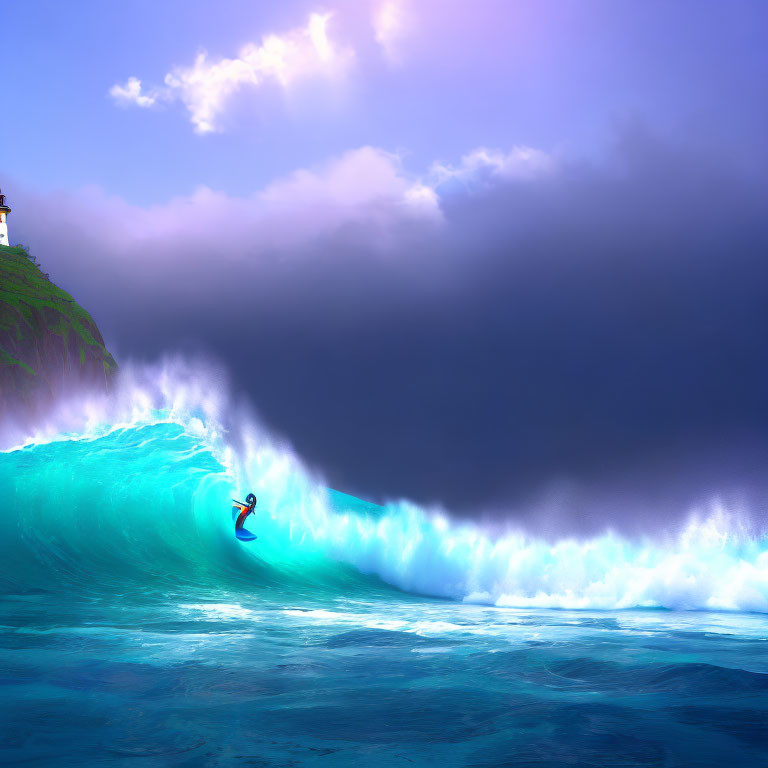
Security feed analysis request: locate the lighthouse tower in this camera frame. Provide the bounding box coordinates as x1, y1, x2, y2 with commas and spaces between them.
0, 188, 10, 247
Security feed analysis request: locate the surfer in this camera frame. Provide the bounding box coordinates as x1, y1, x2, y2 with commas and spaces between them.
232, 493, 258, 541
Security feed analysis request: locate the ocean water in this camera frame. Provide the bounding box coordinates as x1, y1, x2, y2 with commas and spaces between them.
1, 364, 767, 766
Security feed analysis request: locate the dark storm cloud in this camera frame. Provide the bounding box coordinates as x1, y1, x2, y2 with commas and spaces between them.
9, 127, 768, 534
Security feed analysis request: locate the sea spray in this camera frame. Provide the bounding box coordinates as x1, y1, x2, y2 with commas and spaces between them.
2, 357, 767, 612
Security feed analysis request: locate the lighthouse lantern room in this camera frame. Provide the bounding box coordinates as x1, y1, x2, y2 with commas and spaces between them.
0, 188, 10, 247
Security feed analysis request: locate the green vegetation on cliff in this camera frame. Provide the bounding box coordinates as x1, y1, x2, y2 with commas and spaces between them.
0, 244, 116, 408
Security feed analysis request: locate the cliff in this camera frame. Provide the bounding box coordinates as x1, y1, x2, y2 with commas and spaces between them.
0, 245, 116, 417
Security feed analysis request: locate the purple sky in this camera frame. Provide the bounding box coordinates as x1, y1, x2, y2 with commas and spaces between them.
3, 1, 768, 531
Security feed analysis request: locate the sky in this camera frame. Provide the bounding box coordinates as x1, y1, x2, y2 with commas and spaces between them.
3, 1, 768, 533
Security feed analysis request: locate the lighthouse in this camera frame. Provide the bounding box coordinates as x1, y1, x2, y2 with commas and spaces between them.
0, 188, 10, 247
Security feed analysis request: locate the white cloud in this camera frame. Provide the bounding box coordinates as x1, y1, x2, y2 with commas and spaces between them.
431, 146, 555, 188
373, 1, 410, 63
110, 12, 353, 134
259, 145, 440, 223
29, 146, 442, 268
109, 77, 159, 109
23, 142, 553, 279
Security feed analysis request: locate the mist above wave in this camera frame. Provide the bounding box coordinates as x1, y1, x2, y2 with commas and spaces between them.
1, 357, 767, 612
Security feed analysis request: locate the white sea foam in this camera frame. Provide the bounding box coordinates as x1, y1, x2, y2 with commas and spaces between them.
4, 357, 768, 613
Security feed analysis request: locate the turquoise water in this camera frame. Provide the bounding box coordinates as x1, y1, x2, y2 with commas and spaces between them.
1, 370, 767, 765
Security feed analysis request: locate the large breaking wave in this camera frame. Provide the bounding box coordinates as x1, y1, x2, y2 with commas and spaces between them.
1, 359, 767, 612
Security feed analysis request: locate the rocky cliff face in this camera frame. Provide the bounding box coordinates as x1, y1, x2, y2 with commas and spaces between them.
0, 245, 116, 419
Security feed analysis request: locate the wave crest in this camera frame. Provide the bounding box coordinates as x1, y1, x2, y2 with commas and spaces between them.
2, 358, 767, 613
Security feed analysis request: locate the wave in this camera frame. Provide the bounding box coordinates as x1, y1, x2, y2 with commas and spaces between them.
1, 358, 767, 612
